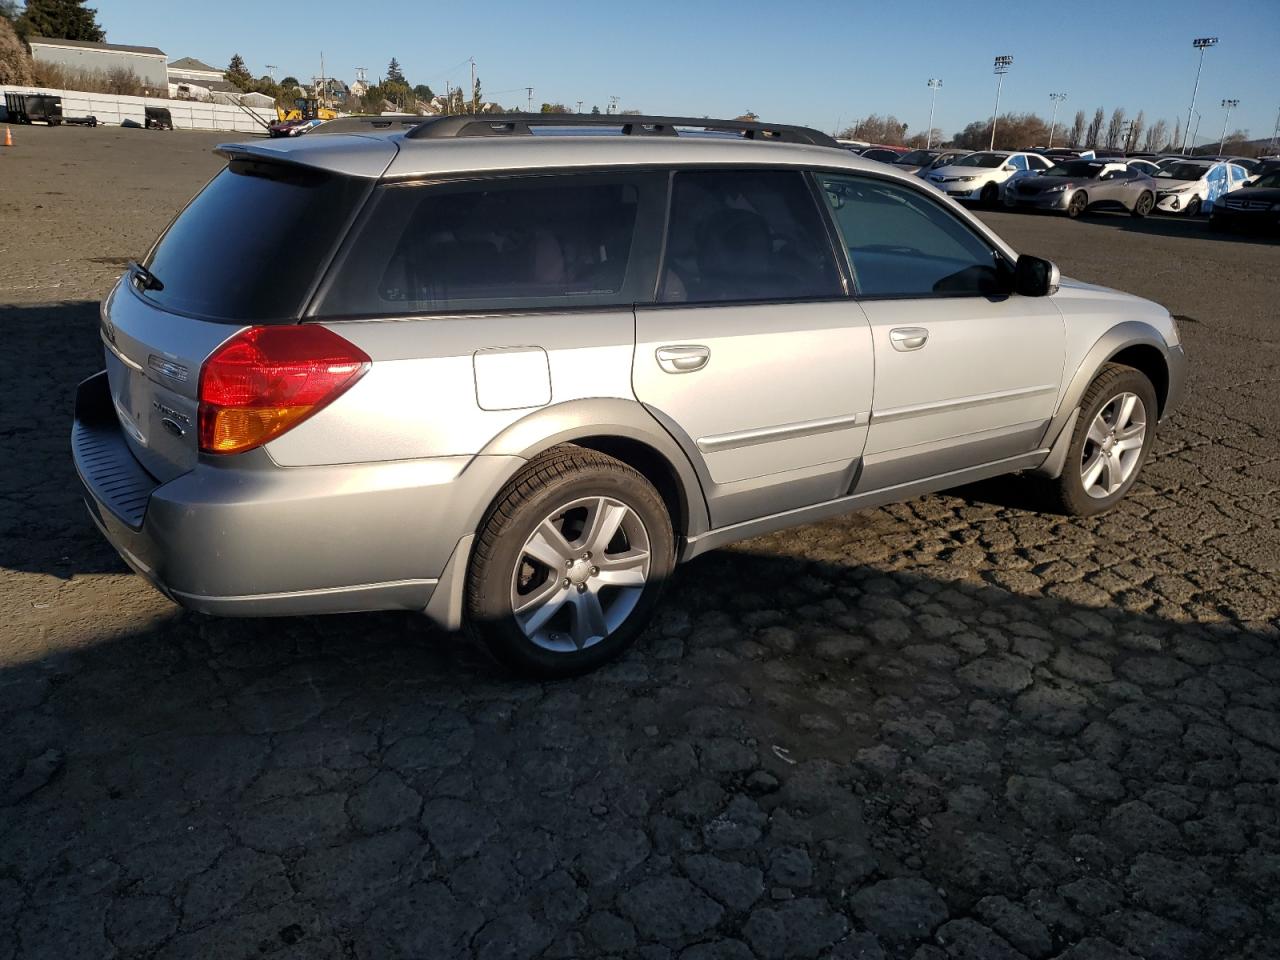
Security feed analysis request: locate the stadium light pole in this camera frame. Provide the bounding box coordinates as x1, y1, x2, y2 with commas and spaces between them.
1219, 99, 1239, 154
1271, 105, 1280, 153
990, 56, 1013, 150
1047, 92, 1067, 148
1182, 37, 1217, 153
926, 78, 942, 149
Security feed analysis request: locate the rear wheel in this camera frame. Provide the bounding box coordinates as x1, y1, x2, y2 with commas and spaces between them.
1131, 191, 1154, 218
466, 446, 675, 677
980, 182, 999, 206
1040, 363, 1157, 517
1066, 191, 1088, 218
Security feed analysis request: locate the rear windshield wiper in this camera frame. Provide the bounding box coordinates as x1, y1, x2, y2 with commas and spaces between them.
128, 260, 164, 292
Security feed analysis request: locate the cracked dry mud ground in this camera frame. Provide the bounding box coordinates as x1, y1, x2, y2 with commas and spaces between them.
2, 127, 1279, 960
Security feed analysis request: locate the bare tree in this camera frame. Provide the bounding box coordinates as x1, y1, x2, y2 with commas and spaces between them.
1144, 118, 1168, 152
1171, 118, 1182, 153
0, 16, 34, 85
1105, 107, 1126, 149
1069, 110, 1086, 147
839, 114, 910, 145
1086, 107, 1105, 148
1125, 110, 1145, 152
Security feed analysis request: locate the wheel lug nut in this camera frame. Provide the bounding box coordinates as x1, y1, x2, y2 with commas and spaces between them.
576, 583, 587, 593
562, 578, 570, 587
590, 567, 598, 576
583, 551, 591, 559
566, 559, 575, 569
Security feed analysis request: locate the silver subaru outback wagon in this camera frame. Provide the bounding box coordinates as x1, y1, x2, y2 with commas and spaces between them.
74, 114, 1186, 676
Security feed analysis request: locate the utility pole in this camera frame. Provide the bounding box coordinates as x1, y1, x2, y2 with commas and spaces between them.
469, 57, 476, 113
264, 64, 277, 81
1271, 104, 1280, 153
926, 78, 941, 150
1219, 98, 1239, 154
990, 56, 1013, 150
1182, 37, 1218, 153
1047, 92, 1067, 148
526, 87, 534, 113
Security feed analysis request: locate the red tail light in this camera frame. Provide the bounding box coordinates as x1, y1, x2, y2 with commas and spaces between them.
198, 325, 370, 455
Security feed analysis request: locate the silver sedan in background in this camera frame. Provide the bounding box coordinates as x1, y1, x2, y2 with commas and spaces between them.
1006, 159, 1158, 218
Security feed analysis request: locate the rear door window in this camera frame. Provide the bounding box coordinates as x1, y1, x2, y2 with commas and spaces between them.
142, 159, 369, 322
659, 169, 843, 303
816, 173, 1006, 298
319, 172, 665, 316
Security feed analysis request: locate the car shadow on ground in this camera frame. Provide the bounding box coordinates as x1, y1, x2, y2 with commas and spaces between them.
2, 535, 1279, 958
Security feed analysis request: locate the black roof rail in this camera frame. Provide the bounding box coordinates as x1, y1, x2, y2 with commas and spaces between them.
403, 113, 839, 148
309, 115, 424, 135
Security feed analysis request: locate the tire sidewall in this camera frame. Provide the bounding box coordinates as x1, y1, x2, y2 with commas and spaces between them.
469, 464, 675, 677
1067, 192, 1087, 218
1060, 369, 1158, 516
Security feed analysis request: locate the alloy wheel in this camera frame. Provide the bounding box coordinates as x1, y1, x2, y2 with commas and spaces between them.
1080, 392, 1147, 499
509, 495, 651, 652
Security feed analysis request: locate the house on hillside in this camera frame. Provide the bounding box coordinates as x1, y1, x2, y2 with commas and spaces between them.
28, 36, 168, 92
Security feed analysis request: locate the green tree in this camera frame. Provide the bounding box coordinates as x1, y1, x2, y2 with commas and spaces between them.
386, 57, 405, 84
0, 15, 35, 83
540, 102, 569, 114
0, 0, 20, 21
280, 75, 299, 89
17, 0, 105, 41
590, 104, 601, 115
225, 53, 252, 91
472, 74, 481, 112
413, 83, 433, 101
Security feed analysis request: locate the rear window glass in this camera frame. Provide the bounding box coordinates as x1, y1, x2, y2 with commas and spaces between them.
319, 172, 665, 316
142, 159, 367, 322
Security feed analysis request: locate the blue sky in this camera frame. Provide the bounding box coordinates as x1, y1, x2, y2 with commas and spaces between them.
98, 0, 1278, 145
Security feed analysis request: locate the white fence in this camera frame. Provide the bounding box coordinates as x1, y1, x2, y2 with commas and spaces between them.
0, 85, 276, 134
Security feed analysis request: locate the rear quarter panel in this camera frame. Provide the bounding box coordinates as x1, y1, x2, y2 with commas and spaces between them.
264, 312, 637, 465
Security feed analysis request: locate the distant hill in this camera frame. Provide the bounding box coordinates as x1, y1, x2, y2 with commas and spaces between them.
1188, 136, 1277, 157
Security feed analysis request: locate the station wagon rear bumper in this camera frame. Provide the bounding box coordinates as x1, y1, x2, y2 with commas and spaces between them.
72, 371, 514, 626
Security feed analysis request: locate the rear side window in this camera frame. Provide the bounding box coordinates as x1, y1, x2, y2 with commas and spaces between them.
142, 159, 368, 322
817, 173, 1004, 298
659, 169, 842, 304
320, 172, 665, 316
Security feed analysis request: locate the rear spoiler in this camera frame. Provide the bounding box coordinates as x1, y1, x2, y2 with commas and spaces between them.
214, 137, 398, 180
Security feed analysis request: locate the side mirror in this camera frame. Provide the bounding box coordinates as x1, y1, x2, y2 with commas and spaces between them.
1002, 165, 1016, 172
1014, 255, 1060, 297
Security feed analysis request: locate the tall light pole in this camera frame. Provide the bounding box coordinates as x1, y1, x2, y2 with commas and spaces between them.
1192, 111, 1202, 152
1271, 105, 1280, 153
1219, 98, 1239, 154
526, 87, 534, 112
990, 56, 1013, 150
926, 78, 942, 149
1047, 92, 1067, 148
1182, 37, 1218, 153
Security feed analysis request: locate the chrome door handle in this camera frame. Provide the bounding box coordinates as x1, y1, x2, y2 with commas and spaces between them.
656, 344, 710, 373
889, 327, 929, 351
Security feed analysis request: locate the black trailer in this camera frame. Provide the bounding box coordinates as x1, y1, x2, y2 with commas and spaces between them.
144, 106, 172, 130
3, 93, 63, 125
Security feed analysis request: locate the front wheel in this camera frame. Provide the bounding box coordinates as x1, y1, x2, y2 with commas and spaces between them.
980, 183, 999, 206
1041, 364, 1158, 517
1130, 191, 1154, 218
466, 446, 675, 677
1066, 191, 1088, 218
1185, 197, 1202, 218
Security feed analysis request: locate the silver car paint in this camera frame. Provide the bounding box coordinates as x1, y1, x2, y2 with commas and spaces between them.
76, 133, 1186, 628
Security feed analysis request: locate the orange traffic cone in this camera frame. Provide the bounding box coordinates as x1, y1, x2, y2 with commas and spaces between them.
3, 127, 11, 147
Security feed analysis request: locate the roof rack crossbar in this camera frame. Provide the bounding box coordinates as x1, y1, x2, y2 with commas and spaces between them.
403, 113, 838, 147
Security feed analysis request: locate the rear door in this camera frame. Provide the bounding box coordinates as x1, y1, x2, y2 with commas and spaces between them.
632, 168, 874, 526
813, 172, 1064, 490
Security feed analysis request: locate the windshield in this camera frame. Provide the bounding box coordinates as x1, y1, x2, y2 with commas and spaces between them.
1044, 161, 1105, 178
895, 150, 935, 165
1251, 172, 1280, 189
954, 152, 1008, 168
1156, 163, 1210, 181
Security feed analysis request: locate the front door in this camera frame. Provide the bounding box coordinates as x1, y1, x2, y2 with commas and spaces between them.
632, 169, 874, 526
813, 171, 1065, 490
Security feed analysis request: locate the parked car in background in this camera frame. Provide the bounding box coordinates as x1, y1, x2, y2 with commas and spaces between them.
71, 112, 1185, 676
1209, 169, 1280, 233
858, 146, 907, 163
926, 150, 1052, 205
1125, 158, 1161, 177
889, 149, 946, 174
916, 150, 970, 177
1006, 158, 1157, 218
1153, 159, 1249, 215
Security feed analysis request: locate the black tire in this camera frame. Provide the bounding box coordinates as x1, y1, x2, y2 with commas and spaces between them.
466, 445, 675, 678
1130, 190, 1154, 218
1185, 197, 1202, 218
1066, 191, 1088, 218
980, 182, 999, 206
1039, 363, 1158, 517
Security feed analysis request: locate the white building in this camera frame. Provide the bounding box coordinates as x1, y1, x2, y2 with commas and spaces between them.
28, 37, 168, 91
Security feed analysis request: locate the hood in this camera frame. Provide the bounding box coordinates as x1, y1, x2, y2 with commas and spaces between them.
1226, 187, 1280, 202
929, 165, 997, 178
1152, 177, 1198, 190
1018, 174, 1083, 187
